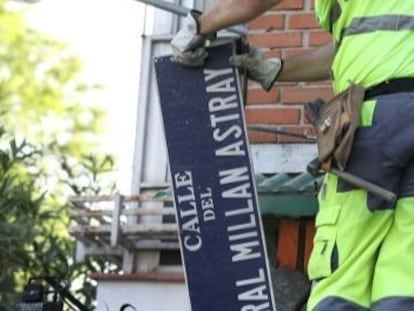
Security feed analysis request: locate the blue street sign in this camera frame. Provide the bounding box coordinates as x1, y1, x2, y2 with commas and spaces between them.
154, 41, 276, 311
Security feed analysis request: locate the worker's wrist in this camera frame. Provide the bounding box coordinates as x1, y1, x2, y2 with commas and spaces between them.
191, 10, 217, 41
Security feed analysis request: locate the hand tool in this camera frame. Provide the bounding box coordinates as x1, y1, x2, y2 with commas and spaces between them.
247, 124, 397, 203
247, 124, 317, 141
307, 158, 397, 203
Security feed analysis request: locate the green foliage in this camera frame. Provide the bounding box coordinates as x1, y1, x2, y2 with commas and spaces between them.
0, 133, 119, 310
0, 0, 105, 154
0, 133, 59, 308
0, 1, 122, 309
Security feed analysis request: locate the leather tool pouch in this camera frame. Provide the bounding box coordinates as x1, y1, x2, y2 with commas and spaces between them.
316, 83, 366, 171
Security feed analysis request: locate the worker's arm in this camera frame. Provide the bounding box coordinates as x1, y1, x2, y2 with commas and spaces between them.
171, 0, 282, 66
198, 0, 282, 35
230, 42, 334, 90
278, 42, 334, 82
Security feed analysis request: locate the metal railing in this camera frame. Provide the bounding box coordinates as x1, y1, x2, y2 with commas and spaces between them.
68, 193, 181, 265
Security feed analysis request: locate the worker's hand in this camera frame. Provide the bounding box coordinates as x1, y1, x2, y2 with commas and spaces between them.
170, 10, 216, 67
229, 45, 282, 91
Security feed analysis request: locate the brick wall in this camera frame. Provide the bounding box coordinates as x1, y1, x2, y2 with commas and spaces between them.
245, 0, 334, 144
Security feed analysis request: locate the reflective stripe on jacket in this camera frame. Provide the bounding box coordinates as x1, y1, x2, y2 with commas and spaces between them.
314, 0, 414, 93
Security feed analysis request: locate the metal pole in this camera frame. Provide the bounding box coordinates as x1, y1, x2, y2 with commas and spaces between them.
136, 0, 189, 16
248, 124, 317, 141
134, 0, 246, 36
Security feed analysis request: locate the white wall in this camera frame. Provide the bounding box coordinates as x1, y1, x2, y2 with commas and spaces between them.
95, 280, 191, 311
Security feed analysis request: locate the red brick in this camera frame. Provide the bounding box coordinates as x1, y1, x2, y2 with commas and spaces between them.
245, 107, 301, 124
309, 30, 332, 47
288, 13, 319, 29
246, 88, 280, 105
247, 131, 278, 144
248, 32, 303, 49
274, 0, 304, 10
281, 85, 333, 104
248, 14, 285, 31
242, 0, 334, 137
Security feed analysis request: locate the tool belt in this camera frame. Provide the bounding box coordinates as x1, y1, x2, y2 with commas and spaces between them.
313, 83, 366, 171
306, 78, 414, 172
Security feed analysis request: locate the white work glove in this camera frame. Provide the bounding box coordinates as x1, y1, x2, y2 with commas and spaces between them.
229, 45, 283, 91
170, 10, 216, 67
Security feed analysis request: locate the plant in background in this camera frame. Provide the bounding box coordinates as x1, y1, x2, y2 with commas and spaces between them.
0, 0, 122, 309
0, 128, 121, 310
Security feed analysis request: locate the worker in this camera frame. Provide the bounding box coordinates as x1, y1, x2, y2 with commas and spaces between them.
171, 1, 414, 310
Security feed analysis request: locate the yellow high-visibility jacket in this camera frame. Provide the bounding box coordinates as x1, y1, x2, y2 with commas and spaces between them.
315, 0, 414, 93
